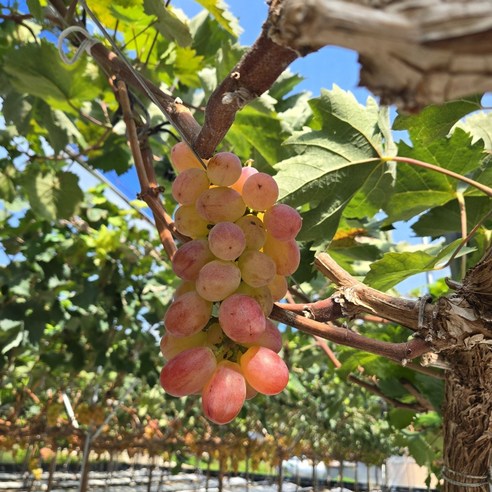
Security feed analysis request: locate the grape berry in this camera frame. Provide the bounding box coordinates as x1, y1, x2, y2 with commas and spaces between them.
160, 147, 302, 424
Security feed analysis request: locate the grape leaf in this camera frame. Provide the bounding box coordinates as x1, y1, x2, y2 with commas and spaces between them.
88, 134, 132, 175
36, 101, 86, 153
393, 95, 482, 145
412, 197, 492, 238
143, 0, 192, 46
23, 171, 84, 221
194, 0, 241, 36
364, 240, 475, 291
173, 46, 205, 87
3, 41, 100, 108
227, 106, 285, 168
388, 408, 416, 429
26, 0, 44, 20
384, 128, 485, 223
274, 87, 386, 241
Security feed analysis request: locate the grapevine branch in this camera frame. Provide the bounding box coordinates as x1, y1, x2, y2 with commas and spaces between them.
116, 79, 177, 259
193, 26, 298, 157
314, 252, 425, 330
270, 304, 430, 363
314, 330, 444, 380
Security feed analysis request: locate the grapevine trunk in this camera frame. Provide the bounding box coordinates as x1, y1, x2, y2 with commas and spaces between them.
442, 346, 492, 492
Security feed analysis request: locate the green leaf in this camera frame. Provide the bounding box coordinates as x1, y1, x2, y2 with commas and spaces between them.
173, 46, 205, 87
143, 0, 192, 46
344, 161, 396, 218
191, 10, 235, 64
0, 160, 16, 202
364, 240, 475, 291
3, 41, 100, 109
88, 134, 132, 175
388, 408, 416, 429
27, 0, 44, 20
36, 101, 86, 153
1, 329, 24, 355
274, 87, 385, 241
23, 171, 84, 221
393, 96, 482, 145
456, 110, 492, 149
194, 0, 241, 36
384, 129, 485, 223
412, 197, 492, 237
2, 91, 34, 135
227, 106, 285, 167
402, 432, 435, 467
269, 71, 304, 102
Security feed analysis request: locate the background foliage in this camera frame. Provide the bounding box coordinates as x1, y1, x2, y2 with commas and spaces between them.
1, 0, 491, 484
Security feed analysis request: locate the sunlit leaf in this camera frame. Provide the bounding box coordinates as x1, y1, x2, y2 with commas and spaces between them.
364, 240, 475, 291
3, 41, 100, 108
194, 0, 241, 36
143, 0, 192, 46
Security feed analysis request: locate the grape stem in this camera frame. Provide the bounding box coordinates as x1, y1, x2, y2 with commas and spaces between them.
116, 80, 178, 260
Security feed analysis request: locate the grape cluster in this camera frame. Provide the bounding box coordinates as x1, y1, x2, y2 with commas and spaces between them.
159, 142, 302, 425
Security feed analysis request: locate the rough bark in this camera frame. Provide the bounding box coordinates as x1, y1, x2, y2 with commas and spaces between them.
441, 346, 492, 492
312, 249, 492, 489
268, 0, 492, 110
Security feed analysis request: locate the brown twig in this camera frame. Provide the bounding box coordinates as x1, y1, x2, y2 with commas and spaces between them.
271, 304, 431, 363
116, 80, 177, 260
400, 379, 436, 411
347, 374, 425, 412
313, 336, 342, 368
89, 43, 202, 144
279, 297, 343, 321
456, 191, 468, 278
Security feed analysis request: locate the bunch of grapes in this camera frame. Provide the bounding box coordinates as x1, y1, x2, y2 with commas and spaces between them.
159, 142, 302, 425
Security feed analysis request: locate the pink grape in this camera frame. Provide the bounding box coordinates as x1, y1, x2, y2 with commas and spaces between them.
196, 260, 242, 302
235, 283, 273, 316
244, 318, 282, 353
202, 360, 246, 424
160, 347, 216, 397
170, 142, 206, 173
235, 214, 266, 250
245, 381, 258, 400
196, 187, 247, 224
238, 250, 277, 288
207, 152, 242, 186
263, 204, 302, 241
164, 291, 212, 337
173, 280, 195, 299
206, 322, 225, 346
230, 166, 258, 194
267, 274, 288, 301
241, 173, 279, 211
263, 235, 301, 276
174, 205, 210, 238
240, 346, 289, 395
160, 330, 207, 360
208, 222, 246, 261
218, 294, 266, 344
171, 168, 210, 205
172, 239, 214, 281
